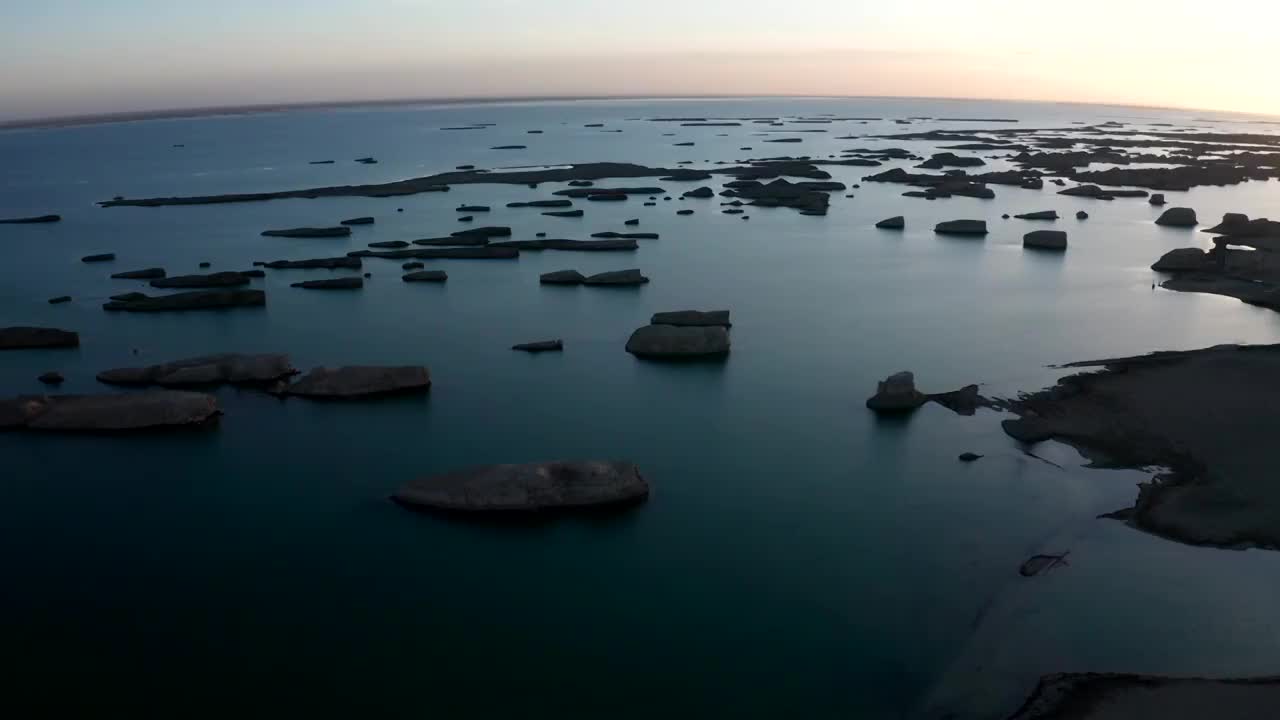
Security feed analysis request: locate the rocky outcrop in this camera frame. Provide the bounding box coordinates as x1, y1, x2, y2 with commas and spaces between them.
402, 270, 448, 282
512, 340, 563, 353
261, 256, 361, 269
1076, 211, 1089, 220
411, 236, 489, 247
1149, 193, 1166, 206
1151, 248, 1211, 272
369, 241, 410, 249
1058, 185, 1150, 201
392, 460, 648, 513
102, 289, 266, 311
111, 268, 166, 279
916, 152, 986, 169
282, 366, 431, 398
1024, 230, 1068, 250
650, 310, 731, 327
351, 247, 518, 260
540, 270, 586, 284
507, 200, 573, 208
1155, 207, 1198, 227
876, 216, 905, 230
0, 327, 79, 350
97, 353, 295, 387
625, 325, 730, 359
0, 214, 61, 224
151, 272, 252, 289
261, 226, 351, 238
543, 209, 585, 218
490, 239, 638, 252
682, 187, 715, 198
290, 277, 363, 290
451, 226, 512, 238
340, 217, 375, 225
591, 232, 659, 240
554, 187, 665, 198
0, 391, 219, 432
934, 220, 988, 235
1014, 210, 1058, 220
456, 205, 490, 212
48, 296, 71, 304
865, 372, 928, 413
82, 253, 115, 263
583, 270, 649, 286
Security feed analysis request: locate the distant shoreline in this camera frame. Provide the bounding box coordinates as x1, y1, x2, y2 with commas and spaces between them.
5, 94, 1279, 133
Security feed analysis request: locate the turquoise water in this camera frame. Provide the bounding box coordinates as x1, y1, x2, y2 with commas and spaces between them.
3, 98, 1279, 718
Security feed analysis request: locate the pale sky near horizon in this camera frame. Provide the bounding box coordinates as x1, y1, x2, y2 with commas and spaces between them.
4, 0, 1279, 121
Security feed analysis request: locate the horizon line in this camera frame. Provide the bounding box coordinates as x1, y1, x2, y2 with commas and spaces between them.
4, 93, 1278, 132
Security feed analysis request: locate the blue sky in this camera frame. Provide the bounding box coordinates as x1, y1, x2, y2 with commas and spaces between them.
4, 0, 1278, 120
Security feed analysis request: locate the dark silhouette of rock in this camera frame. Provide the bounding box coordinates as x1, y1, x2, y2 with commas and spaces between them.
554, 187, 665, 198
97, 354, 295, 387
1014, 210, 1059, 220
451, 226, 511, 238
677, 209, 695, 215
240, 269, 265, 278
959, 452, 983, 462
456, 205, 490, 212
369, 240, 410, 249
651, 310, 731, 327
512, 340, 563, 353
491, 145, 527, 150
37, 372, 64, 385
625, 325, 730, 359
590, 232, 659, 239
47, 296, 71, 304
402, 262, 425, 270
151, 272, 252, 289
392, 460, 647, 514
491, 239, 637, 251
402, 270, 448, 282
624, 218, 639, 226
103, 290, 266, 311
261, 226, 351, 238
340, 217, 375, 225
457, 216, 474, 222
567, 180, 594, 187
934, 220, 988, 235
540, 270, 586, 285
262, 256, 361, 269
1001, 417, 1057, 444
1077, 211, 1089, 220
1151, 248, 1211, 272
351, 247, 518, 259
543, 210, 585, 218
0, 214, 61, 224
199, 262, 211, 268
876, 216, 905, 229
1024, 230, 1068, 250
682, 187, 715, 198
866, 372, 928, 413
0, 327, 79, 350
1155, 207, 1198, 227
917, 152, 986, 169
111, 268, 166, 279
290, 278, 363, 290
1149, 194, 1167, 206
82, 253, 115, 263
0, 391, 220, 432
282, 366, 431, 398
583, 269, 648, 286
109, 292, 147, 302
309, 160, 335, 165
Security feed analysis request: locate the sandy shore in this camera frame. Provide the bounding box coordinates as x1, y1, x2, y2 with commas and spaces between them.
1001, 344, 1280, 549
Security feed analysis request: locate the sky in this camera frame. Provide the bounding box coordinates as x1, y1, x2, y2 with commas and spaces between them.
4, 0, 1280, 121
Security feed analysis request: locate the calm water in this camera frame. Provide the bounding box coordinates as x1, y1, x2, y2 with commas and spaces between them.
3, 98, 1280, 718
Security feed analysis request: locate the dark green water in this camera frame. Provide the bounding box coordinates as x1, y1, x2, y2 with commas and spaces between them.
3, 98, 1279, 718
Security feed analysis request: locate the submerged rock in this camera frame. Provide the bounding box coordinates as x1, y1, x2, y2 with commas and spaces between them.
47, 296, 71, 305
650, 310, 731, 327
1024, 230, 1068, 250
102, 290, 266, 312
37, 371, 65, 385
402, 270, 448, 282
625, 325, 730, 359
866, 371, 927, 413
283, 366, 431, 398
958, 452, 983, 463
97, 353, 295, 387
290, 277, 363, 290
512, 340, 564, 353
934, 219, 988, 235
1155, 207, 1198, 227
583, 269, 649, 286
876, 216, 905, 230
109, 292, 147, 302
111, 268, 166, 279
402, 262, 425, 270
0, 391, 219, 431
392, 460, 648, 513
261, 226, 352, 238
0, 327, 80, 350
82, 253, 115, 263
